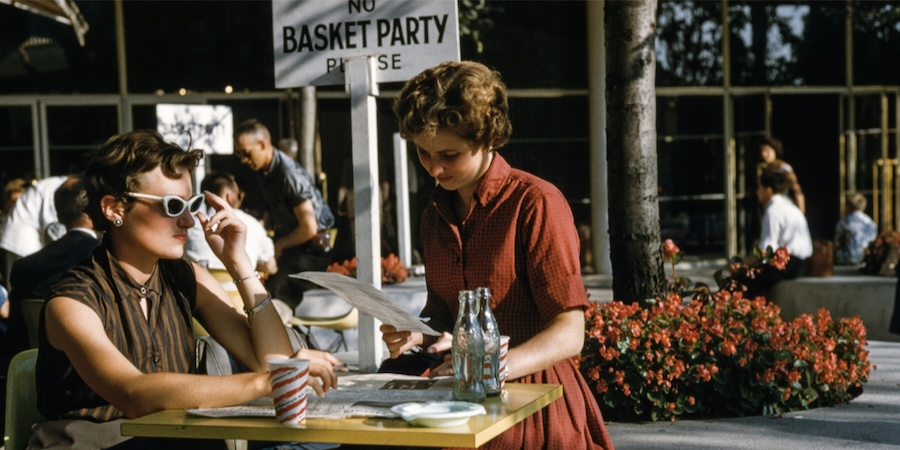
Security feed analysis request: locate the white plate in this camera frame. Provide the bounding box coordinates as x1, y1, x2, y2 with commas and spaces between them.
391, 401, 486, 428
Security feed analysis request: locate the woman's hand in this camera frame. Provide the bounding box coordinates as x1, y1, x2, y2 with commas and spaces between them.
197, 191, 247, 268
290, 348, 344, 397
380, 324, 425, 359
425, 352, 454, 378
426, 332, 453, 354
502, 308, 585, 381
420, 333, 453, 377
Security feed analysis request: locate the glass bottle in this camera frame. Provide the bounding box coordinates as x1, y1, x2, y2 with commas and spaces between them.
452, 290, 486, 402
476, 287, 502, 396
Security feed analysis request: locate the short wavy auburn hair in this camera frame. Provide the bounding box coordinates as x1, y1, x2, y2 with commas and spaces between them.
393, 60, 512, 150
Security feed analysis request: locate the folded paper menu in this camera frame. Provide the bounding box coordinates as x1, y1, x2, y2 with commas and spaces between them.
187, 374, 453, 419
290, 271, 439, 336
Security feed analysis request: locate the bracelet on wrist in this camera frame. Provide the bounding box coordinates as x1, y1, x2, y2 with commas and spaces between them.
233, 271, 260, 285
244, 293, 273, 316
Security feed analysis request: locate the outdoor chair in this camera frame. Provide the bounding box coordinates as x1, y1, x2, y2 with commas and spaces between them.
20, 299, 44, 349
291, 307, 359, 353
4, 349, 42, 450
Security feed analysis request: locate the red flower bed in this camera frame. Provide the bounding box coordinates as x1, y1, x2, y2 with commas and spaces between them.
326, 254, 409, 284
576, 243, 872, 422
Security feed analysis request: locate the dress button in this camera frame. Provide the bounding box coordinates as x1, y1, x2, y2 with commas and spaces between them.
152, 355, 160, 364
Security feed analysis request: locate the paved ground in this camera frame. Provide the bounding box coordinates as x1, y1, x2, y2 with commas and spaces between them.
605, 340, 900, 450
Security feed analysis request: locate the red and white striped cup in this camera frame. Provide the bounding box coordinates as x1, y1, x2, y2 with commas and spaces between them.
498, 335, 510, 390
268, 358, 310, 427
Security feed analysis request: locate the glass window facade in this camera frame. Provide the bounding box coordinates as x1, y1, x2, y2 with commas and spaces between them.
657, 0, 724, 87
471, 1, 588, 89
853, 3, 900, 85
0, 106, 35, 180
657, 96, 725, 254
1, 0, 899, 261
728, 2, 845, 86
46, 105, 118, 174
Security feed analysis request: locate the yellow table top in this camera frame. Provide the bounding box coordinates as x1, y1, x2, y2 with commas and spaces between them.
121, 383, 562, 448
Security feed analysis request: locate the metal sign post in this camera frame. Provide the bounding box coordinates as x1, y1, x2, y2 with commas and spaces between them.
393, 133, 412, 267
347, 55, 383, 372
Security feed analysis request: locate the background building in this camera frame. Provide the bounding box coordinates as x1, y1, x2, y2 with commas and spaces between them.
1, 1, 899, 265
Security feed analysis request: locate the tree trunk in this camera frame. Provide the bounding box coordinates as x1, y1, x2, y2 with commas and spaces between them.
605, 0, 666, 305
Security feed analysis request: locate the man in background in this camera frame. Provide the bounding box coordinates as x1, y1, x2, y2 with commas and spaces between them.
739, 169, 812, 298
234, 119, 335, 308
0, 175, 69, 282
4, 176, 100, 362
185, 171, 277, 277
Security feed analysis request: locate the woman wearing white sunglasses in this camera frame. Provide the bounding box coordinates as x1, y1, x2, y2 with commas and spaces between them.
29, 130, 342, 449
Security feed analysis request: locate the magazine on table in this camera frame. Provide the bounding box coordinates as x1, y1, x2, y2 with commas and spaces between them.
187, 374, 453, 419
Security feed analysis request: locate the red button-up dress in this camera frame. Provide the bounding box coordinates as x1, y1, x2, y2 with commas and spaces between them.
420, 154, 614, 450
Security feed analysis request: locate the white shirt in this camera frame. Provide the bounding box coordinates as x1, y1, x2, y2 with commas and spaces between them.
0, 176, 68, 258
184, 206, 275, 271
758, 194, 813, 259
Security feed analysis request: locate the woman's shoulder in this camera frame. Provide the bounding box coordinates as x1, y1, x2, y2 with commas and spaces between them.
505, 168, 569, 207
48, 260, 109, 307
507, 168, 561, 193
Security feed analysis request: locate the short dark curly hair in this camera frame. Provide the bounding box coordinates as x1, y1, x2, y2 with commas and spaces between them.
84, 130, 203, 232
758, 136, 784, 158
393, 60, 512, 150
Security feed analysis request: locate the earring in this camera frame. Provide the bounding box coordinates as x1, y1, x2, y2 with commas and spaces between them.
113, 218, 123, 227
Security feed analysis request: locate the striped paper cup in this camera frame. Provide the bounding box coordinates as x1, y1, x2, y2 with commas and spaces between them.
498, 335, 510, 390
268, 358, 310, 427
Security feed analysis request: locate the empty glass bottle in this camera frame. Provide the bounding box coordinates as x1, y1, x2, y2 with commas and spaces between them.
452, 290, 486, 402
477, 287, 502, 396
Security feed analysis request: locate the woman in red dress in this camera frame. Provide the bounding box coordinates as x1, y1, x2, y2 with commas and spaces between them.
380, 61, 614, 450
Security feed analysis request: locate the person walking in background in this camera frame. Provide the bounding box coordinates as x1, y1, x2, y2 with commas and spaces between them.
233, 119, 335, 308
758, 136, 806, 214
379, 61, 614, 449
834, 192, 877, 266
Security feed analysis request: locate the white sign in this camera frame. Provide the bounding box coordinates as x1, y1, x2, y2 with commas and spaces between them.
273, 0, 460, 87
156, 104, 234, 155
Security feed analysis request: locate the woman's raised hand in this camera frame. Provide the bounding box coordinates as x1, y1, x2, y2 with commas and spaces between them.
197, 191, 247, 267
